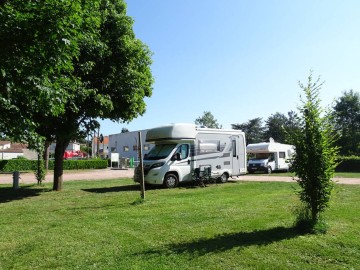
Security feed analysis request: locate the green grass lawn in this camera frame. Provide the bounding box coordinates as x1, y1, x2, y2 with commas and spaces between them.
1, 179, 359, 269
254, 171, 360, 178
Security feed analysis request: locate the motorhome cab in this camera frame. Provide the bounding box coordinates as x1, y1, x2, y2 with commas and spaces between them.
135, 123, 247, 188
247, 138, 294, 174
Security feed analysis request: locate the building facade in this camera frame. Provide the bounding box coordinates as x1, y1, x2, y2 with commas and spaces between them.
108, 130, 152, 161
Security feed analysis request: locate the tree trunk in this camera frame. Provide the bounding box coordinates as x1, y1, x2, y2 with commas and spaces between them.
53, 139, 68, 191
43, 140, 50, 170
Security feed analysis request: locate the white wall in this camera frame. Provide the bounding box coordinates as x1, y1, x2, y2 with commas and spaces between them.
0, 152, 24, 160
109, 130, 152, 160
49, 142, 81, 153
0, 142, 11, 150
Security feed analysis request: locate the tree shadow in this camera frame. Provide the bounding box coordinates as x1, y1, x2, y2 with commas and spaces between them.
82, 184, 141, 193
168, 226, 303, 256
0, 186, 49, 204
82, 183, 166, 193
138, 226, 304, 258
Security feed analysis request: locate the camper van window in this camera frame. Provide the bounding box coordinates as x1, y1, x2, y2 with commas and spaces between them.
175, 144, 189, 159
279, 152, 286, 158
198, 140, 220, 154
232, 140, 237, 157
253, 153, 268, 160
146, 144, 176, 160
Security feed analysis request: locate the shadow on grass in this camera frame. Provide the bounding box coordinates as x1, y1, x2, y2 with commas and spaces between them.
138, 226, 304, 258
168, 226, 303, 255
0, 186, 49, 204
82, 183, 168, 193
82, 184, 141, 193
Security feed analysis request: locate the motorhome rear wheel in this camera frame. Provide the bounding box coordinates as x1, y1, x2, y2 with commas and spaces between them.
163, 173, 179, 188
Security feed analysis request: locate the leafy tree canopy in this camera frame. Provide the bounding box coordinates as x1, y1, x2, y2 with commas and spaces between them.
232, 117, 264, 145
263, 112, 288, 143
195, 111, 222, 129
332, 90, 360, 155
0, 0, 154, 190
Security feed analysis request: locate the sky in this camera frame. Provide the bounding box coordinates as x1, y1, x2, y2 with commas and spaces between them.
99, 0, 360, 135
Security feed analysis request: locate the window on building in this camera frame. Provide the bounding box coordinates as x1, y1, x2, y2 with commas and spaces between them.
124, 146, 129, 152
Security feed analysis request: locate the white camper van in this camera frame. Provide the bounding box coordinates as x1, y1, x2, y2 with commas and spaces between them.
135, 123, 247, 188
247, 138, 294, 174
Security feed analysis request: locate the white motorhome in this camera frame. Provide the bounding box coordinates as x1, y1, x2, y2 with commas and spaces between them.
247, 138, 294, 174
135, 123, 247, 188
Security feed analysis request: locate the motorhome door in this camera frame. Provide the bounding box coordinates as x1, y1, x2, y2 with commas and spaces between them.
173, 144, 192, 181
231, 136, 241, 175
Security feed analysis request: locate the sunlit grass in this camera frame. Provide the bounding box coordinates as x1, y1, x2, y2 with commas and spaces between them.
254, 171, 360, 178
0, 179, 359, 269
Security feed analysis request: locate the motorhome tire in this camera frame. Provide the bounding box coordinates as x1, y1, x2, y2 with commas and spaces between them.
218, 173, 229, 183
163, 173, 179, 188
267, 166, 272, 174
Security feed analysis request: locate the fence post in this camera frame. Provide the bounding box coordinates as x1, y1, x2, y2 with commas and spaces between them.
138, 132, 145, 200
13, 171, 20, 189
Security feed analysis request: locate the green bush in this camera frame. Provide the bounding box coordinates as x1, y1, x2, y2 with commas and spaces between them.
336, 156, 360, 172
0, 159, 36, 172
0, 159, 108, 172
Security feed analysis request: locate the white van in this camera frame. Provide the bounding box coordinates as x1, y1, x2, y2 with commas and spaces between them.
135, 123, 247, 188
247, 138, 294, 174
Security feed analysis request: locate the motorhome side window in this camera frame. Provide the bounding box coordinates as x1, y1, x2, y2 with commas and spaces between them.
279, 152, 286, 158
198, 140, 220, 154
232, 140, 236, 157
175, 144, 189, 159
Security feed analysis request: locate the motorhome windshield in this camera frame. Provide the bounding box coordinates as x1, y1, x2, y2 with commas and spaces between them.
251, 153, 275, 160
145, 144, 176, 160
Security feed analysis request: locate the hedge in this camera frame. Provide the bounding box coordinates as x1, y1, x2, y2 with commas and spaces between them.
1, 156, 359, 172
335, 156, 360, 172
0, 159, 108, 172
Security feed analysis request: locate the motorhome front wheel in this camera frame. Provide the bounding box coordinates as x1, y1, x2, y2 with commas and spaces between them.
163, 173, 179, 188
218, 173, 229, 183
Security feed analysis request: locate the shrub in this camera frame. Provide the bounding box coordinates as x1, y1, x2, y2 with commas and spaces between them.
0, 159, 108, 172
288, 73, 338, 232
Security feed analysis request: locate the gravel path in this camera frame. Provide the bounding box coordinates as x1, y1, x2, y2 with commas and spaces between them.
1, 168, 359, 185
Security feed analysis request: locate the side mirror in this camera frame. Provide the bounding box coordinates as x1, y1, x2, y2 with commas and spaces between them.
171, 153, 181, 161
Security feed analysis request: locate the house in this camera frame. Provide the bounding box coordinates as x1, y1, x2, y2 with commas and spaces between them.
49, 141, 81, 153
0, 141, 37, 160
49, 141, 86, 159
92, 136, 109, 158
108, 130, 152, 161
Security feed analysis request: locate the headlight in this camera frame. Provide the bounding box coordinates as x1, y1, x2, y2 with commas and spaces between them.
151, 162, 165, 169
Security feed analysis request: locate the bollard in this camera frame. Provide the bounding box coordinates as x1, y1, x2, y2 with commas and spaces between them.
13, 171, 20, 189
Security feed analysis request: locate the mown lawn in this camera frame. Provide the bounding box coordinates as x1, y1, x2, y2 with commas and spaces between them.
255, 171, 360, 179
0, 179, 359, 269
